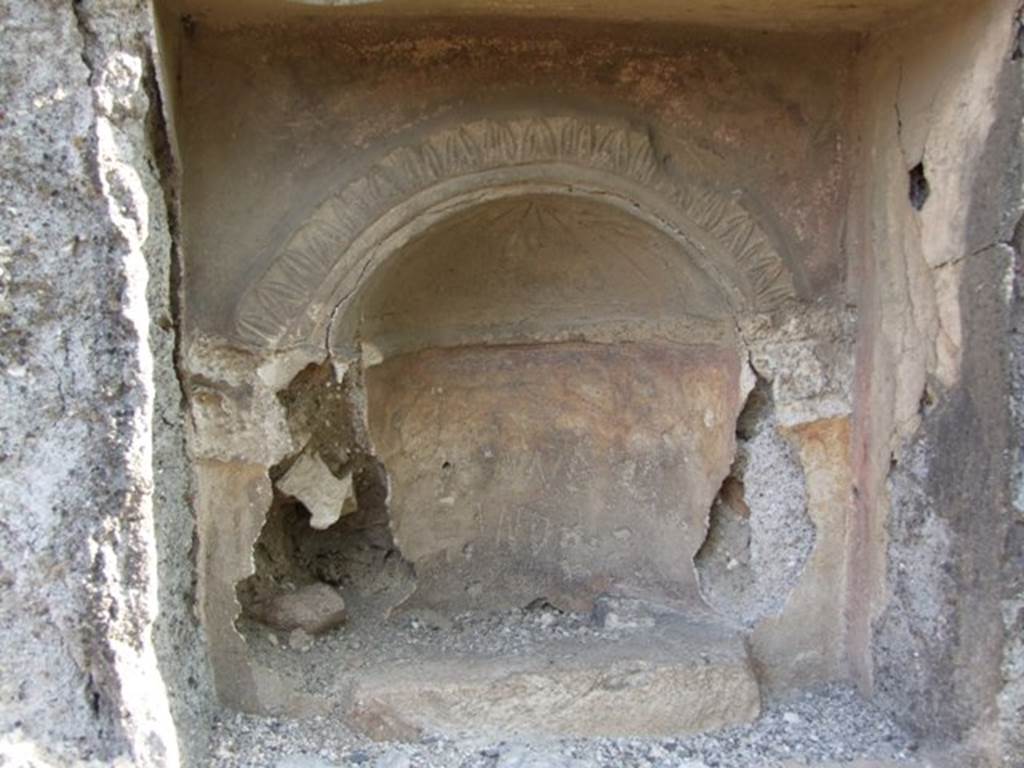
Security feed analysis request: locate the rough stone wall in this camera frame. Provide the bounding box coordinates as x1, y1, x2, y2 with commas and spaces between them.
1005, 186, 1024, 766
846, 0, 1024, 762
0, 1, 212, 765
144, 5, 217, 762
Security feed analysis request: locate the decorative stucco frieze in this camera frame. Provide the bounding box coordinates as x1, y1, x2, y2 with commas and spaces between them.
236, 116, 797, 348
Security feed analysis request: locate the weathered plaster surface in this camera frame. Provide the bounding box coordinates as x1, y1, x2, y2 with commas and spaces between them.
846, 0, 1024, 762
338, 193, 738, 360
368, 341, 744, 612
172, 17, 854, 346
751, 416, 853, 693
697, 307, 856, 690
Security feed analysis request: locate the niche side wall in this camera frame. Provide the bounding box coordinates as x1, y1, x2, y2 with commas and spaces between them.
846, 1, 1024, 763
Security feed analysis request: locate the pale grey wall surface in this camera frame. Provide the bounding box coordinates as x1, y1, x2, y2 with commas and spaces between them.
0, 1, 212, 765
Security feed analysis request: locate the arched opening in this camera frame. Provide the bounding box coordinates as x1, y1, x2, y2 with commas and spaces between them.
232, 115, 798, 352
228, 191, 765, 737
352, 193, 746, 613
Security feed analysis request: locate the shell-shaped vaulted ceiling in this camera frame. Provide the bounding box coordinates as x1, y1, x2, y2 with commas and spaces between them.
344, 193, 736, 360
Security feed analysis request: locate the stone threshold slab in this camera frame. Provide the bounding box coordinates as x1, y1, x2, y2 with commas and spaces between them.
343, 615, 761, 741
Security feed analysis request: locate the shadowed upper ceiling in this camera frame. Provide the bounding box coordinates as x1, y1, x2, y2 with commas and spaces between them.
166, 0, 953, 31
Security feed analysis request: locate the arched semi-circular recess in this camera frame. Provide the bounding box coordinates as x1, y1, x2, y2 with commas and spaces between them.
234, 115, 799, 350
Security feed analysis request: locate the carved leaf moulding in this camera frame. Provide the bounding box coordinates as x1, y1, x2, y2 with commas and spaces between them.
236, 116, 796, 348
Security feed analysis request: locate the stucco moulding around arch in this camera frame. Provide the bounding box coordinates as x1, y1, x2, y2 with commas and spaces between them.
234, 115, 798, 350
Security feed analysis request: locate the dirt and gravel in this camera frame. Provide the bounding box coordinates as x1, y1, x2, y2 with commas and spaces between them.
239, 601, 633, 669
224, 600, 919, 767
210, 681, 918, 768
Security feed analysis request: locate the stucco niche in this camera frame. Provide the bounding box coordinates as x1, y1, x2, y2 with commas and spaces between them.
181, 106, 862, 739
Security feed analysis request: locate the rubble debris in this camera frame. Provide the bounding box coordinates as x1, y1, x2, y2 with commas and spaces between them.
247, 583, 347, 635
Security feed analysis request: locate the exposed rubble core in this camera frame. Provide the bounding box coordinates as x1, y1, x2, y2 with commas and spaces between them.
696, 377, 815, 626
237, 360, 416, 642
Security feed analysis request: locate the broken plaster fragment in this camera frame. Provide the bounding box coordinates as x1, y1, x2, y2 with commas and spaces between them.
278, 450, 355, 529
